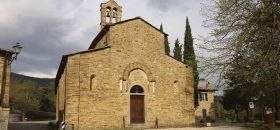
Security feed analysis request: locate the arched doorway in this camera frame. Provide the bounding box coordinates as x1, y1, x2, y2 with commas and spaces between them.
130, 85, 145, 124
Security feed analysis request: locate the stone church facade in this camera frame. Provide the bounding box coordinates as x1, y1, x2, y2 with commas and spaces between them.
56, 0, 195, 129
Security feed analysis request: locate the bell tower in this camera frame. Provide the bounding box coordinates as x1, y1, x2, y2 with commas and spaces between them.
100, 0, 122, 29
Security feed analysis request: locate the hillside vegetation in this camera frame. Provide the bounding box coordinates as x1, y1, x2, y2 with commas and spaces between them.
10, 73, 55, 120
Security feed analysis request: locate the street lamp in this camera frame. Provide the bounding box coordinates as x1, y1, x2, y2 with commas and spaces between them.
8, 43, 22, 64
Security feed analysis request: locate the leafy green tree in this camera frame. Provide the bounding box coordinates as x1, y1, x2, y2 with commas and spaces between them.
160, 24, 170, 55
40, 88, 55, 112
215, 96, 236, 122
222, 88, 249, 122
183, 17, 199, 107
173, 38, 182, 61
10, 78, 56, 114
201, 0, 280, 119
40, 96, 55, 112
160, 24, 163, 31
10, 81, 41, 114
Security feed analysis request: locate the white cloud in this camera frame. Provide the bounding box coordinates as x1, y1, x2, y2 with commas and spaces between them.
18, 69, 57, 78
0, 0, 211, 78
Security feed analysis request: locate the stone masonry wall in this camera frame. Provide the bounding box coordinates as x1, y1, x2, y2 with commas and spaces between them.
0, 54, 11, 108
0, 54, 11, 130
64, 54, 81, 130
4, 60, 10, 108
61, 49, 114, 130
77, 49, 114, 130
0, 108, 10, 130
56, 68, 66, 121
0, 56, 4, 95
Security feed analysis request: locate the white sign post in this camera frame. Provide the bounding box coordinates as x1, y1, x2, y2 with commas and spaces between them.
249, 102, 254, 109
249, 102, 254, 121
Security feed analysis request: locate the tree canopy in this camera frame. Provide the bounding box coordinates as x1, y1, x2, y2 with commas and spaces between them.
201, 0, 280, 119
160, 24, 171, 55
173, 38, 183, 61
10, 75, 55, 114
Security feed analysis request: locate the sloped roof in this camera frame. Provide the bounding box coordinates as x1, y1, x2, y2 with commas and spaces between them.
102, 0, 121, 7
88, 17, 168, 49
198, 88, 217, 92
198, 79, 217, 92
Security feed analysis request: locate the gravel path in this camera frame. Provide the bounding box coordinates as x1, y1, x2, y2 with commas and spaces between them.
8, 122, 250, 130
8, 121, 49, 130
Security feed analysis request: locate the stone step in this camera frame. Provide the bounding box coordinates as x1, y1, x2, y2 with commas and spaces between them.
127, 124, 149, 129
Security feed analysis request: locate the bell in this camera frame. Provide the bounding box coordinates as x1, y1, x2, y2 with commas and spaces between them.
106, 11, 110, 17
113, 12, 116, 18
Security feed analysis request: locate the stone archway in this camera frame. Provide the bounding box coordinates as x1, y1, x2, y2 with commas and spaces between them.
123, 62, 154, 82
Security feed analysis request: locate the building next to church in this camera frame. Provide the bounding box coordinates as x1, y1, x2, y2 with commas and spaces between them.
0, 48, 14, 130
195, 79, 216, 123
55, 0, 195, 129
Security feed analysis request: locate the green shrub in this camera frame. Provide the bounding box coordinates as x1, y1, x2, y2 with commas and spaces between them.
48, 121, 57, 130
26, 111, 55, 121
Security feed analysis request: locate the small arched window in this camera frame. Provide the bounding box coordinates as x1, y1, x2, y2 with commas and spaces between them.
130, 85, 144, 93
90, 75, 96, 91
173, 80, 179, 93
174, 80, 179, 88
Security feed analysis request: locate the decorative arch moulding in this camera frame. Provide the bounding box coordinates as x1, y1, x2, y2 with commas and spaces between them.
122, 62, 155, 82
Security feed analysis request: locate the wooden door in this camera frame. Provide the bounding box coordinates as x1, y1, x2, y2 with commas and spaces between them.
130, 95, 145, 123
202, 109, 207, 121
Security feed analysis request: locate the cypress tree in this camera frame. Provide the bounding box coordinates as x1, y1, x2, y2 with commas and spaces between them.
173, 38, 182, 61
183, 17, 199, 107
160, 24, 170, 55
160, 24, 163, 32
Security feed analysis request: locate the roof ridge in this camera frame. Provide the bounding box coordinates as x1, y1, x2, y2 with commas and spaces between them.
88, 17, 168, 49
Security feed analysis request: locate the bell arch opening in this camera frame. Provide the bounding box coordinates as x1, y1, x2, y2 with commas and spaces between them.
112, 8, 117, 23
106, 7, 111, 23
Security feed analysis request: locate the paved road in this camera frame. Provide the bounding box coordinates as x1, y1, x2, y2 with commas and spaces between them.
8, 121, 48, 130
8, 122, 250, 130
148, 126, 248, 130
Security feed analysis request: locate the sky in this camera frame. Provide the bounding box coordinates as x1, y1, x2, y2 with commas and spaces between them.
0, 0, 211, 78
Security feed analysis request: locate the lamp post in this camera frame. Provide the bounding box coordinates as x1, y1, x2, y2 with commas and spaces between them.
8, 43, 22, 64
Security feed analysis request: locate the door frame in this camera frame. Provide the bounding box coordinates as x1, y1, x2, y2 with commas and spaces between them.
202, 109, 207, 122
